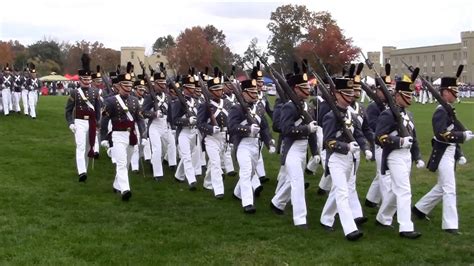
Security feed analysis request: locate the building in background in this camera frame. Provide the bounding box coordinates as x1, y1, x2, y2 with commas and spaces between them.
365, 31, 473, 84
120, 47, 170, 74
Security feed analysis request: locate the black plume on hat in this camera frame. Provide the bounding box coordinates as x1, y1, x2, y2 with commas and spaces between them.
411, 67, 419, 82
348, 64, 356, 78
126, 62, 133, 74
293, 61, 300, 75
78, 53, 91, 76
302, 59, 308, 74
214, 67, 219, 78
96, 65, 101, 73
356, 63, 364, 75
385, 63, 391, 76
456, 65, 463, 78
159, 62, 165, 73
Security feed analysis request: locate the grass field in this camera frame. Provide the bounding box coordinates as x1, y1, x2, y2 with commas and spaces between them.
0, 96, 473, 264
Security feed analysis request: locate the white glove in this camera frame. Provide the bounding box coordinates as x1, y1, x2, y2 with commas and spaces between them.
270, 139, 276, 146
100, 140, 109, 149
365, 150, 373, 161
464, 130, 473, 142
416, 159, 425, 169
311, 155, 321, 165
189, 116, 197, 125
141, 138, 149, 146
458, 156, 467, 165
400, 136, 413, 149
212, 126, 220, 134
250, 124, 260, 136
348, 141, 360, 154
308, 121, 317, 133
268, 145, 276, 154
69, 124, 76, 134
156, 110, 162, 118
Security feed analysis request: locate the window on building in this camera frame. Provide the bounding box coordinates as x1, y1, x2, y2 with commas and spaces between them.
441, 54, 444, 60
432, 66, 436, 73
440, 66, 444, 73
432, 55, 436, 61
416, 56, 419, 63
463, 52, 467, 59
409, 56, 412, 63
453, 52, 457, 60
423, 66, 427, 73
385, 58, 390, 64
131, 51, 135, 59
424, 55, 427, 62
463, 40, 468, 47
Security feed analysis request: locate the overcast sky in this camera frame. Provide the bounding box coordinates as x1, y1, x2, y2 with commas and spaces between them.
1, 0, 473, 61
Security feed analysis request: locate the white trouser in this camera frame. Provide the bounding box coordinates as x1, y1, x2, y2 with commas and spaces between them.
192, 132, 205, 175
360, 90, 368, 103
12, 91, 21, 112
271, 140, 308, 225
274, 165, 287, 193
318, 149, 332, 190
255, 145, 266, 178
321, 152, 358, 236
175, 128, 197, 184
221, 133, 234, 173
131, 144, 140, 171
149, 118, 169, 177
164, 127, 177, 166
2, 89, 11, 115
74, 119, 90, 175
376, 149, 414, 232
415, 145, 457, 229
28, 91, 37, 118
234, 138, 259, 207
348, 151, 363, 219
21, 89, 29, 115
306, 126, 323, 173
203, 133, 225, 196
366, 145, 384, 203
112, 131, 134, 192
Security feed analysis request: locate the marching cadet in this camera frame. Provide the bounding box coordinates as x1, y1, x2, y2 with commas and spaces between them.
228, 79, 275, 214
26, 63, 41, 119
2, 63, 13, 116
375, 76, 424, 239
197, 73, 232, 199
65, 54, 101, 182
130, 77, 149, 172
91, 65, 105, 159
252, 62, 272, 184
172, 75, 199, 190
12, 68, 23, 114
191, 71, 206, 177
270, 64, 318, 229
320, 78, 368, 241
413, 70, 473, 235
364, 71, 394, 208
100, 68, 147, 201
220, 70, 237, 176
142, 70, 174, 180
21, 67, 30, 116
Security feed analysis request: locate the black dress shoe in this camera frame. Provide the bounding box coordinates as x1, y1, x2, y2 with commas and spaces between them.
153, 176, 163, 182
444, 229, 461, 235
189, 182, 197, 191
78, 173, 87, 182
346, 230, 363, 241
215, 194, 224, 200
354, 216, 368, 225
226, 171, 237, 177
270, 202, 284, 215
93, 152, 100, 159
232, 194, 241, 201
399, 231, 422, 239
121, 190, 132, 201
132, 170, 139, 174
375, 220, 394, 229
320, 222, 335, 232
163, 159, 169, 166
365, 199, 378, 208
317, 187, 328, 196
296, 224, 309, 230
243, 205, 256, 214
304, 182, 310, 190
174, 177, 185, 183
254, 186, 263, 197
113, 188, 120, 194
259, 176, 269, 183
304, 169, 314, 175
412, 206, 430, 221
169, 165, 176, 171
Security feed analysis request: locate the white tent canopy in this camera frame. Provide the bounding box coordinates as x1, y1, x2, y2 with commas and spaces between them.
433, 78, 441, 85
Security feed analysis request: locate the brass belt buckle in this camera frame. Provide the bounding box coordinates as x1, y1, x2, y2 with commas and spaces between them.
127, 127, 131, 132
84, 115, 89, 120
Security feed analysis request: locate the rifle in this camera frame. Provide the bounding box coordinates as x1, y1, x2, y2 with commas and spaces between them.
361, 52, 410, 137
402, 60, 466, 131
353, 62, 384, 106
137, 57, 161, 111
310, 60, 356, 143
254, 52, 312, 123
198, 68, 217, 126
230, 80, 258, 125
169, 77, 195, 118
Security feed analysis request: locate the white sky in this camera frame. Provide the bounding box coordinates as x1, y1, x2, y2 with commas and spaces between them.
1, 0, 473, 61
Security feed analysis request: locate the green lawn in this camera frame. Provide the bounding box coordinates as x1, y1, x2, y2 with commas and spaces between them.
0, 96, 473, 264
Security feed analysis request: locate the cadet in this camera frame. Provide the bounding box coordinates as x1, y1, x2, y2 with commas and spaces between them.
413, 71, 473, 234
320, 78, 368, 241
375, 76, 424, 239
65, 54, 101, 182
100, 67, 147, 201
1, 63, 13, 116
197, 74, 232, 199
270, 64, 318, 229
228, 79, 275, 214
26, 63, 41, 119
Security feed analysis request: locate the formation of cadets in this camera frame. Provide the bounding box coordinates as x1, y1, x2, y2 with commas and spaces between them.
0, 63, 40, 118
65, 53, 473, 241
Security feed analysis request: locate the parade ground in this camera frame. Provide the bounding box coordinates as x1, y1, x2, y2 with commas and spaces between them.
0, 96, 473, 264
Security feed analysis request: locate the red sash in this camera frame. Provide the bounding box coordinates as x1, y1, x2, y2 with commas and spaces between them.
76, 110, 97, 158
112, 121, 138, 146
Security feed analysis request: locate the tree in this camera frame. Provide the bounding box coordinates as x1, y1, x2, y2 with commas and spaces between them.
62, 40, 120, 74
0, 42, 14, 67
296, 24, 360, 76
241, 38, 268, 71
267, 4, 352, 73
28, 40, 62, 70
152, 35, 176, 54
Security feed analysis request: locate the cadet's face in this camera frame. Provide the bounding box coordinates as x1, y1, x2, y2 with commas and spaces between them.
80, 76, 92, 88
154, 81, 166, 93
210, 87, 224, 99
183, 86, 195, 97
224, 83, 233, 94
243, 90, 258, 103
353, 88, 361, 99
395, 92, 412, 107
295, 84, 310, 100
442, 89, 457, 103
257, 80, 265, 91
119, 81, 133, 96
335, 90, 354, 108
